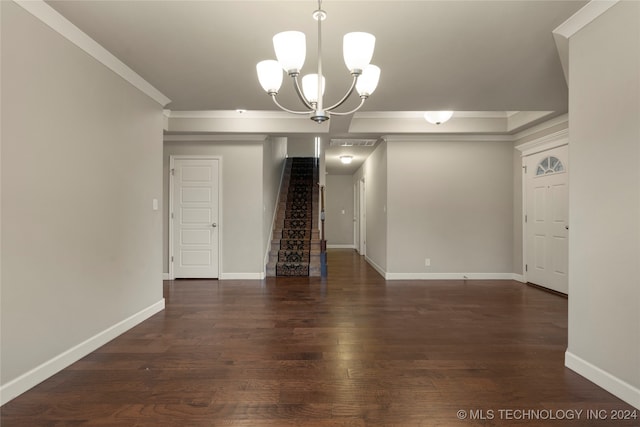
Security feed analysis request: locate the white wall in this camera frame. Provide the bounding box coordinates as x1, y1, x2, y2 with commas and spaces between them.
163, 140, 266, 278
566, 1, 640, 408
385, 137, 513, 277
353, 141, 388, 273
262, 137, 287, 264
1, 1, 164, 402
325, 175, 355, 247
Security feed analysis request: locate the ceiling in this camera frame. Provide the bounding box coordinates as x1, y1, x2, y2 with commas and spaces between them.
45, 0, 586, 174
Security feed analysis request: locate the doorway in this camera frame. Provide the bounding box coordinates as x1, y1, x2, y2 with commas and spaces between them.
524, 145, 569, 294
169, 156, 220, 279
357, 178, 366, 256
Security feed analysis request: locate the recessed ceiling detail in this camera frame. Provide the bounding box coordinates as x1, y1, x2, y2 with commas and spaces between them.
330, 138, 377, 147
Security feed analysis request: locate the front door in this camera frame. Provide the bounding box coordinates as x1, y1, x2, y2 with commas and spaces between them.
171, 157, 219, 278
525, 145, 569, 293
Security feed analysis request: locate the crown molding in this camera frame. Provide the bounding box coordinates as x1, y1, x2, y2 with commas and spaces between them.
552, 1, 620, 83
167, 110, 308, 119
553, 0, 619, 39
513, 113, 568, 141
382, 134, 515, 143
515, 128, 569, 156
163, 134, 268, 142
14, 0, 171, 107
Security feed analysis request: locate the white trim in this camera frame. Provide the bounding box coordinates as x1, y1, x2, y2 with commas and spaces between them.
565, 351, 640, 410
0, 299, 165, 406
14, 0, 170, 107
384, 272, 519, 281
163, 134, 268, 143
167, 110, 309, 120
518, 131, 570, 284
513, 113, 568, 142
383, 134, 515, 143
512, 274, 526, 283
162, 273, 170, 280
219, 273, 265, 280
516, 129, 569, 156
327, 244, 356, 249
365, 256, 386, 278
169, 155, 222, 280
356, 111, 512, 119
553, 1, 619, 39
552, 1, 620, 84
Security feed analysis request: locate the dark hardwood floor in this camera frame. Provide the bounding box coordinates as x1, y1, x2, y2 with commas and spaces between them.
2, 249, 637, 426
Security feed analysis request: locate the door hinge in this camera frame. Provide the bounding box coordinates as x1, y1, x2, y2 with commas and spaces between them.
171, 212, 174, 219
525, 264, 528, 272
170, 168, 175, 176
523, 165, 527, 173
525, 214, 528, 223
171, 256, 174, 263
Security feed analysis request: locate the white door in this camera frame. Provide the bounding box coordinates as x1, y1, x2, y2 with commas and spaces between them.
525, 146, 569, 293
359, 178, 366, 256
171, 158, 219, 278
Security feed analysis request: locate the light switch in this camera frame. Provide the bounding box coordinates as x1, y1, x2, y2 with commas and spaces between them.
152, 198, 159, 211
341, 209, 345, 215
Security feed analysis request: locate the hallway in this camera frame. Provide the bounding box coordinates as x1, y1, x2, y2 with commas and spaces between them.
1, 250, 636, 426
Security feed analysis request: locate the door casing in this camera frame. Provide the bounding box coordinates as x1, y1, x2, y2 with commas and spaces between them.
169, 155, 222, 280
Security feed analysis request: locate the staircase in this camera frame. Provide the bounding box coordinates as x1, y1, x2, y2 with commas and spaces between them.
267, 157, 322, 277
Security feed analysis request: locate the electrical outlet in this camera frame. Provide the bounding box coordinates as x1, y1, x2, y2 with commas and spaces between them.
425, 258, 431, 267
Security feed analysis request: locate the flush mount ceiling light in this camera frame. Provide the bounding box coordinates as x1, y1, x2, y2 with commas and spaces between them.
340, 155, 353, 164
256, 0, 380, 124
424, 111, 454, 125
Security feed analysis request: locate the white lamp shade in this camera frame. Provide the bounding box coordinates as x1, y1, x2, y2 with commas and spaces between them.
256, 60, 283, 93
273, 31, 306, 73
343, 32, 375, 72
356, 65, 380, 96
302, 74, 326, 103
424, 111, 454, 125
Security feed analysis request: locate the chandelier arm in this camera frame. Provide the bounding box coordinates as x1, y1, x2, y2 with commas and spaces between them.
326, 96, 367, 116
291, 75, 314, 110
325, 74, 359, 112
270, 94, 313, 115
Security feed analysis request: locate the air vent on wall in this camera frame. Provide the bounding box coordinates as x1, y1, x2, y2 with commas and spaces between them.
329, 138, 377, 147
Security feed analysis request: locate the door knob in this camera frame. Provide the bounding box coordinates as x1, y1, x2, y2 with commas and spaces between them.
212, 223, 217, 228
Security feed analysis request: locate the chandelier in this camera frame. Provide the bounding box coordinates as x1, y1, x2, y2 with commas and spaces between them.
256, 0, 380, 123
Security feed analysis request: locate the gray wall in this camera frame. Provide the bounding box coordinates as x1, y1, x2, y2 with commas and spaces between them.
262, 137, 288, 263
1, 0, 164, 390
353, 141, 388, 272
385, 138, 513, 275
511, 146, 523, 275
325, 175, 355, 247
287, 136, 315, 158
567, 1, 640, 405
163, 141, 266, 276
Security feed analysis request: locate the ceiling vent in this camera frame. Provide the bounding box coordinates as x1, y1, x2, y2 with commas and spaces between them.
329, 138, 377, 147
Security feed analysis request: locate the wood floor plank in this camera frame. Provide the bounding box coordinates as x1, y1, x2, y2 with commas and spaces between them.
1, 249, 637, 426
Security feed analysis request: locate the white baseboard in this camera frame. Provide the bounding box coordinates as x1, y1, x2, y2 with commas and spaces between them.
327, 244, 356, 249
565, 351, 640, 410
364, 256, 386, 278
384, 272, 520, 280
512, 274, 526, 283
0, 299, 165, 406
162, 273, 170, 280
219, 273, 264, 280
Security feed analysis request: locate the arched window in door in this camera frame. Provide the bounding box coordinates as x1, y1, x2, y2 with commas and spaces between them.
536, 156, 565, 176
